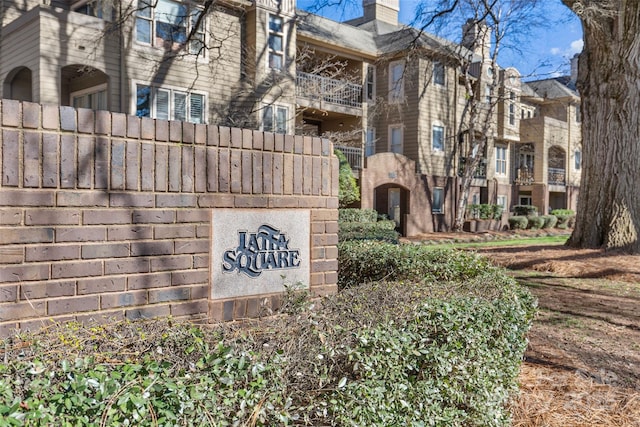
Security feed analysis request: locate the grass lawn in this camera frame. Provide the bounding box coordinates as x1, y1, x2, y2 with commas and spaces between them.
431, 234, 569, 249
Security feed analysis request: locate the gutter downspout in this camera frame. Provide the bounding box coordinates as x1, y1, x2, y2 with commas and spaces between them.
119, 2, 126, 113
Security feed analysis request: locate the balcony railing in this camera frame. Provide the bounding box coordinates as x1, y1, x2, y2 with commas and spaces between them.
548, 167, 566, 185
335, 145, 363, 170
458, 157, 487, 179
515, 167, 534, 185
296, 72, 363, 108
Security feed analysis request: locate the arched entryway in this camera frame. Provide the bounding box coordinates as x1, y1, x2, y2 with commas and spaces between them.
61, 65, 109, 110
3, 67, 33, 102
374, 184, 410, 235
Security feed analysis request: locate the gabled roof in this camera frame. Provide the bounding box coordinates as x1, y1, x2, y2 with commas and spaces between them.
296, 10, 377, 56
296, 10, 476, 62
525, 77, 579, 100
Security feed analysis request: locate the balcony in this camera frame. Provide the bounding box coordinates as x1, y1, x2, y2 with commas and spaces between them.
548, 168, 566, 186
458, 157, 487, 179
296, 72, 363, 110
515, 167, 534, 185
335, 145, 363, 171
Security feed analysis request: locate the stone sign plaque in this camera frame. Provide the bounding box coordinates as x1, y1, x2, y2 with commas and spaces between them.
211, 209, 310, 299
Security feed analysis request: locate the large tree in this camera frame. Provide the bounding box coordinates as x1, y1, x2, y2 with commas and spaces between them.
563, 0, 640, 252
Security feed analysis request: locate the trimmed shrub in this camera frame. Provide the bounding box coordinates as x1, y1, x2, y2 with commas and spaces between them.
555, 214, 576, 229
338, 221, 399, 243
469, 204, 504, 220
338, 241, 504, 289
513, 205, 537, 216
527, 215, 545, 230
338, 208, 378, 223
508, 216, 528, 230
540, 215, 558, 229
551, 209, 575, 216
332, 243, 536, 426
2, 245, 535, 427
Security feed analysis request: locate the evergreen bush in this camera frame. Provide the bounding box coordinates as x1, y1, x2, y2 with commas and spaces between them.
512, 205, 537, 216
526, 215, 545, 230
540, 215, 558, 229
508, 216, 529, 230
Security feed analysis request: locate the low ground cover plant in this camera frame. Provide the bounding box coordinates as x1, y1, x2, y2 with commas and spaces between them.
1, 244, 535, 426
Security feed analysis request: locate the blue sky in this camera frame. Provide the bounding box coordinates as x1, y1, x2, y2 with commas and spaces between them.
297, 0, 583, 80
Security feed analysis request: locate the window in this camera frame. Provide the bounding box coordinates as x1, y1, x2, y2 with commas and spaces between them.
389, 61, 404, 103
366, 65, 376, 101
432, 187, 444, 214
495, 145, 507, 175
509, 92, 516, 125
389, 125, 403, 154
268, 15, 285, 70
72, 84, 108, 111
365, 128, 376, 157
263, 104, 288, 134
135, 0, 204, 54
432, 124, 444, 151
484, 86, 491, 104
135, 84, 205, 124
433, 61, 445, 86
519, 195, 532, 206
72, 0, 113, 20
497, 195, 507, 211
574, 150, 582, 170
575, 104, 581, 123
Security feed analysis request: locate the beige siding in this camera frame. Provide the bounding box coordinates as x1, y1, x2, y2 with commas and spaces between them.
123, 4, 246, 125
416, 57, 458, 178
1, 8, 41, 101
1, 0, 42, 26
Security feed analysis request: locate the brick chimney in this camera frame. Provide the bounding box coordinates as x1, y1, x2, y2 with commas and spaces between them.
362, 0, 399, 26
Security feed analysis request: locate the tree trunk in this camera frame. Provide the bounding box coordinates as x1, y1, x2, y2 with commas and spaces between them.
565, 0, 640, 252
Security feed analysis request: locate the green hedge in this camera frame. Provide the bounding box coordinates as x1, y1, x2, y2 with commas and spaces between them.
338, 221, 399, 243
526, 215, 545, 230
338, 241, 508, 289
555, 214, 576, 229
1, 245, 535, 427
540, 215, 558, 229
508, 216, 528, 230
334, 243, 536, 426
338, 209, 399, 243
468, 204, 504, 220
551, 209, 574, 216
512, 205, 537, 216
338, 208, 379, 223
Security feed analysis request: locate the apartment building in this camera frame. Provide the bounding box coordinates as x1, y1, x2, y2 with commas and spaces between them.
0, 0, 581, 235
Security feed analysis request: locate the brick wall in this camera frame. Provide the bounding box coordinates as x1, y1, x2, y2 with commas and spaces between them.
0, 99, 339, 338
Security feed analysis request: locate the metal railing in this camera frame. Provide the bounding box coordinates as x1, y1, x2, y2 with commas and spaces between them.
548, 167, 566, 185
515, 167, 534, 185
335, 145, 363, 170
296, 72, 363, 108
458, 157, 487, 179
